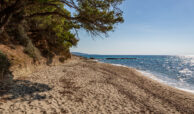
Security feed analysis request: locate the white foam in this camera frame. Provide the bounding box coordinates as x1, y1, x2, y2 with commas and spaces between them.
109, 63, 194, 94
111, 63, 128, 68
138, 70, 194, 94
179, 68, 193, 76
92, 59, 99, 62
95, 60, 194, 94
178, 88, 194, 93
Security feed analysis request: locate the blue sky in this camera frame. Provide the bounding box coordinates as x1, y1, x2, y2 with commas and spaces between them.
71, 0, 194, 55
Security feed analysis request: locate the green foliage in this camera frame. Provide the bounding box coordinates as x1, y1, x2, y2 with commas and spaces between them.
0, 0, 124, 61
25, 2, 79, 58
75, 0, 124, 35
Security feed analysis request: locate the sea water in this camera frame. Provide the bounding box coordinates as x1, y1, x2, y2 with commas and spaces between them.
72, 53, 194, 93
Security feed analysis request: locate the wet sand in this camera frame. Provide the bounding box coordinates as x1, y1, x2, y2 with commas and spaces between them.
0, 56, 194, 113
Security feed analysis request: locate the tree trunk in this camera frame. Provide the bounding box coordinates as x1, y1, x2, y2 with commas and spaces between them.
0, 0, 24, 34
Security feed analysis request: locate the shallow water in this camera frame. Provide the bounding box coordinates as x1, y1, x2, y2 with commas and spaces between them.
73, 53, 194, 93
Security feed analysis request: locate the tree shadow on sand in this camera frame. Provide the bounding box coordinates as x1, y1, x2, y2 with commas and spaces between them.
0, 53, 52, 102
0, 79, 52, 101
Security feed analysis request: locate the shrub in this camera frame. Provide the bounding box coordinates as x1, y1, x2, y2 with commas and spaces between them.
0, 51, 10, 81
59, 57, 66, 63
23, 41, 40, 60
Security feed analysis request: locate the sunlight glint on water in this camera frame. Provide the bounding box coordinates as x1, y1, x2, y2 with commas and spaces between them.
73, 53, 194, 93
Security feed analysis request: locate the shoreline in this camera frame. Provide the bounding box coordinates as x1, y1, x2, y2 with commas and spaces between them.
1, 55, 194, 113
92, 58, 194, 94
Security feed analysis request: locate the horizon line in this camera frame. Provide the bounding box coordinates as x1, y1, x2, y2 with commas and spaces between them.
71, 52, 194, 56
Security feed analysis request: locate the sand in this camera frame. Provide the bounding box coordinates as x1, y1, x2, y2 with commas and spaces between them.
0, 56, 194, 114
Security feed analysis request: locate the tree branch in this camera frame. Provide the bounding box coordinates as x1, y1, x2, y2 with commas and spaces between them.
24, 11, 76, 20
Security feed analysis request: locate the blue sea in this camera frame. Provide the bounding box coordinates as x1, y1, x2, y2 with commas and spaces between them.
72, 53, 194, 93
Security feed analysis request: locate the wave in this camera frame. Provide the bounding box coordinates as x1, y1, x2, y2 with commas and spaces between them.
79, 54, 194, 94
139, 70, 194, 94
110, 63, 194, 94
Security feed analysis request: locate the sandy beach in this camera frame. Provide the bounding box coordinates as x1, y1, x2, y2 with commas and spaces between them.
1, 55, 194, 114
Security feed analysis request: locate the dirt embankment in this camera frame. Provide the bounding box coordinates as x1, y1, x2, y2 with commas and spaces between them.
0, 44, 66, 79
